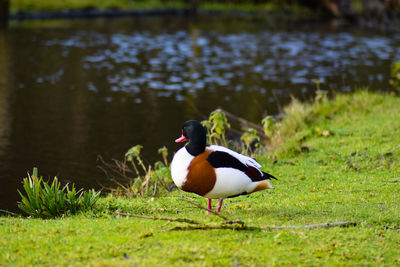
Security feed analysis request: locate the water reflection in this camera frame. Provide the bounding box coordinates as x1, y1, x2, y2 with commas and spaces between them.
1, 16, 400, 211
0, 30, 10, 156
0, 29, 13, 210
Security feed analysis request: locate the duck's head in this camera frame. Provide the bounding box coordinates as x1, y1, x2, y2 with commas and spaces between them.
175, 120, 206, 156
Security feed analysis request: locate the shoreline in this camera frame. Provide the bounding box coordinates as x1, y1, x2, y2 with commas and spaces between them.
7, 8, 400, 33
10, 8, 193, 21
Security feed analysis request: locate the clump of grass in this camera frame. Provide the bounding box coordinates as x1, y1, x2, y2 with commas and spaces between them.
99, 145, 172, 198
240, 128, 260, 156
18, 168, 100, 218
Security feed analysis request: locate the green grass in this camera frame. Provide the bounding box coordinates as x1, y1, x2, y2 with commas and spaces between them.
9, 0, 311, 14
1, 91, 400, 266
10, 0, 187, 13
17, 168, 100, 218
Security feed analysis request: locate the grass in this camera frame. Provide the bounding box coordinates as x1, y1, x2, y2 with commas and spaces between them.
1, 90, 400, 266
17, 168, 100, 218
9, 0, 311, 15
10, 0, 187, 13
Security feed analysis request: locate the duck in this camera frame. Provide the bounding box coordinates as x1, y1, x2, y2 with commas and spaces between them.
171, 120, 277, 213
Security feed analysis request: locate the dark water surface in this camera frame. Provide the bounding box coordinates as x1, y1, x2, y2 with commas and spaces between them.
1, 15, 399, 211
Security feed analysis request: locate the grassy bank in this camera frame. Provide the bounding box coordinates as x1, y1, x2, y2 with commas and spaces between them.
10, 0, 298, 14
10, 0, 186, 13
1, 91, 400, 266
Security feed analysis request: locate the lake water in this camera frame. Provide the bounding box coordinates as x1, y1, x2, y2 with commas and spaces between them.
1, 15, 399, 212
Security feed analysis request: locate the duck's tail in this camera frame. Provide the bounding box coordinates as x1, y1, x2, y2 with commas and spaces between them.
252, 180, 275, 192
262, 171, 278, 180
251, 172, 277, 192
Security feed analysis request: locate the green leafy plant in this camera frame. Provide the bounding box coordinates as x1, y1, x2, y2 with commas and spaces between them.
202, 108, 230, 146
240, 128, 260, 155
158, 146, 169, 167
125, 145, 171, 197
315, 89, 328, 103
261, 115, 276, 139
312, 79, 328, 103
18, 168, 100, 218
125, 145, 146, 175
389, 61, 400, 92
100, 145, 172, 198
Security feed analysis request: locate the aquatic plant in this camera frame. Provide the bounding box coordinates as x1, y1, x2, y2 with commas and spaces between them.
18, 168, 100, 218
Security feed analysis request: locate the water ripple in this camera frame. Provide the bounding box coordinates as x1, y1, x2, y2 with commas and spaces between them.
41, 25, 400, 100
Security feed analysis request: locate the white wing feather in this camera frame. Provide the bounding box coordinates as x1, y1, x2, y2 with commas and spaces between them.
207, 145, 262, 169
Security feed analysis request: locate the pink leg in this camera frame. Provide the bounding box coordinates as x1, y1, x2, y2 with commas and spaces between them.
217, 199, 223, 213
207, 198, 212, 215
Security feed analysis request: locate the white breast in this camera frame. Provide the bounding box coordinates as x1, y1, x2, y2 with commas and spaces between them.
170, 147, 194, 188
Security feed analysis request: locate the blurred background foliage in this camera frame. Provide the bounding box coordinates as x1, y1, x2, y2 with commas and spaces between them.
6, 0, 400, 19
1, 0, 398, 28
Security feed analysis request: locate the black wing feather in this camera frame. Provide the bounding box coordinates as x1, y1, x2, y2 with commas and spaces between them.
207, 151, 277, 182
261, 171, 278, 180
207, 151, 247, 172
